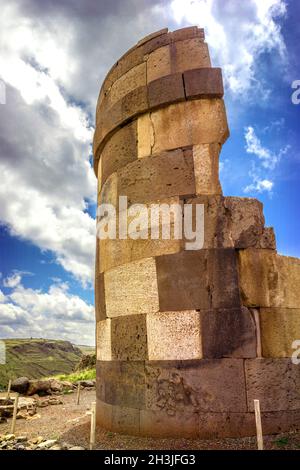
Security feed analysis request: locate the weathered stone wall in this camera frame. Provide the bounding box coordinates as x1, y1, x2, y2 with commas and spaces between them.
93, 27, 300, 437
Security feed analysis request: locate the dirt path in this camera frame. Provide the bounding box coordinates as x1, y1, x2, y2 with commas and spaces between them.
1, 390, 300, 450
0, 389, 93, 441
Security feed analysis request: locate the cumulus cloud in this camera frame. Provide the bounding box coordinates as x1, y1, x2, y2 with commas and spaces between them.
243, 126, 289, 194
3, 273, 22, 289
0, 272, 94, 344
170, 0, 287, 97
244, 177, 274, 194
0, 0, 171, 287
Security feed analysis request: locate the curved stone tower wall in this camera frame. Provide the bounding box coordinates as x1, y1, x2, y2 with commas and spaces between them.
94, 27, 300, 438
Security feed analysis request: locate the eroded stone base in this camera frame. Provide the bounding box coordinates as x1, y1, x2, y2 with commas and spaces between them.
96, 359, 300, 438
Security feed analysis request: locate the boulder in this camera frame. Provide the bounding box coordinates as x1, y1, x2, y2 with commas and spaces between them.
11, 377, 29, 395
79, 380, 96, 388
49, 379, 64, 392
27, 379, 52, 396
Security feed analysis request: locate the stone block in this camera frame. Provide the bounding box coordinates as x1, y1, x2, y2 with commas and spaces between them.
96, 399, 112, 429
137, 28, 168, 47
104, 380, 145, 409
245, 358, 300, 411
116, 149, 196, 205
155, 250, 210, 311
111, 314, 147, 360
171, 38, 211, 73
208, 249, 241, 308
147, 311, 202, 360
147, 45, 171, 83
104, 257, 159, 317
155, 249, 240, 312
260, 307, 300, 357
99, 236, 182, 273
184, 195, 268, 249
137, 99, 229, 158
98, 171, 118, 207
171, 26, 205, 42
99, 121, 137, 187
198, 410, 300, 438
140, 409, 199, 437
108, 62, 146, 106
97, 361, 146, 409
200, 307, 257, 358
97, 360, 145, 386
256, 227, 276, 250
193, 143, 222, 195
145, 359, 247, 413
96, 320, 112, 361
112, 46, 145, 86
147, 73, 185, 109
184, 68, 224, 99
95, 273, 106, 321
238, 249, 300, 308
98, 197, 183, 272
121, 85, 148, 123
142, 32, 171, 55
111, 405, 140, 435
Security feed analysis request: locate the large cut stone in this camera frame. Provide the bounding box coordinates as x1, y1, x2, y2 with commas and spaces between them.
145, 359, 247, 413
108, 62, 146, 106
184, 195, 274, 250
113, 149, 196, 205
183, 68, 223, 99
147, 310, 202, 360
137, 99, 229, 158
155, 249, 241, 312
239, 249, 300, 308
148, 73, 185, 109
171, 38, 211, 72
245, 358, 300, 411
95, 273, 106, 321
96, 320, 112, 361
259, 307, 300, 357
147, 45, 171, 83
97, 121, 137, 187
97, 360, 145, 409
98, 196, 183, 272
192, 143, 222, 195
200, 307, 257, 358
104, 257, 159, 317
111, 314, 147, 360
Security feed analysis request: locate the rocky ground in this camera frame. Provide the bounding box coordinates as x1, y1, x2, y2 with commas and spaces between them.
1, 389, 300, 450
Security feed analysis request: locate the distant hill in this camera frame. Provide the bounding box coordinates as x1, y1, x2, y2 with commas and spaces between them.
0, 338, 83, 389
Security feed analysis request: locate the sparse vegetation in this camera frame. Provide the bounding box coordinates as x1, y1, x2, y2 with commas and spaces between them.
274, 436, 289, 448
54, 368, 96, 383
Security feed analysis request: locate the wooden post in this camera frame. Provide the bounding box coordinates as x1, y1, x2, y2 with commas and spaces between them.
6, 380, 12, 400
254, 399, 263, 450
89, 401, 96, 450
10, 393, 19, 434
76, 383, 81, 405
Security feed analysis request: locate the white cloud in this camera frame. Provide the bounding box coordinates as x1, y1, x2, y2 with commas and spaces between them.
170, 0, 287, 97
243, 126, 289, 194
0, 0, 171, 287
3, 273, 22, 289
0, 3, 97, 287
0, 290, 6, 303
244, 178, 274, 194
245, 126, 279, 169
0, 273, 95, 344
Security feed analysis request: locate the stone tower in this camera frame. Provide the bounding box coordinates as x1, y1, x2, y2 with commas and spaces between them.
93, 27, 300, 438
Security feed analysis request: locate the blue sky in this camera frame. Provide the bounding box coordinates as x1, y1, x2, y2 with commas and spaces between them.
0, 0, 299, 345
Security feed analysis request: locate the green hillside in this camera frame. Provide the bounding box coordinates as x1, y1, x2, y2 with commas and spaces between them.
0, 338, 83, 389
